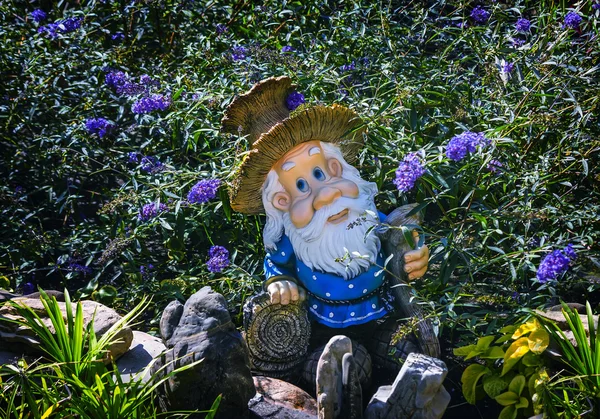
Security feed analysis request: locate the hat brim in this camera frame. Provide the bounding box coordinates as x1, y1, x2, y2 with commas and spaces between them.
229, 104, 366, 214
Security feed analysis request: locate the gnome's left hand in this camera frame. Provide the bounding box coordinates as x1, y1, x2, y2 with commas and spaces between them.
403, 230, 429, 281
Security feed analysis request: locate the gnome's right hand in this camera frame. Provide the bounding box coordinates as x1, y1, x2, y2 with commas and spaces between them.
266, 280, 307, 305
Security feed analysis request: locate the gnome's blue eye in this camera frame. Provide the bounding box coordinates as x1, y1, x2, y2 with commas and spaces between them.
296, 178, 309, 192
313, 167, 326, 181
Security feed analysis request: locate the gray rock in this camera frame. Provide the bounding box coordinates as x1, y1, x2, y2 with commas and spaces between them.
152, 286, 255, 418
116, 331, 166, 383
0, 289, 19, 303
160, 300, 183, 341
341, 352, 362, 419
316, 335, 352, 419
249, 394, 317, 419
0, 297, 132, 361
364, 353, 450, 419
253, 376, 318, 415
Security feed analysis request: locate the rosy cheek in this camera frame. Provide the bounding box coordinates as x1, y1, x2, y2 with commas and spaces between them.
289, 198, 314, 229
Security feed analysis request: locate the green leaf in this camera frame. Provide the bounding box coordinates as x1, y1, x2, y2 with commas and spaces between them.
454, 345, 477, 357
461, 364, 491, 405
476, 336, 495, 351
483, 374, 508, 399
495, 391, 519, 406
508, 375, 526, 395
515, 397, 529, 409
521, 351, 542, 367
498, 405, 518, 419
481, 346, 505, 359
502, 338, 530, 376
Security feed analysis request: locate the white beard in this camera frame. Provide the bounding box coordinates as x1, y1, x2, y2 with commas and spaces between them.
283, 182, 381, 280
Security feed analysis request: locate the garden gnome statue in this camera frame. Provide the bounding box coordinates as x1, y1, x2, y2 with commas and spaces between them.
224, 76, 440, 384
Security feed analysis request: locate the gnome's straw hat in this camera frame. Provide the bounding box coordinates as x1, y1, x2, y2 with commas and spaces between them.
223, 76, 366, 215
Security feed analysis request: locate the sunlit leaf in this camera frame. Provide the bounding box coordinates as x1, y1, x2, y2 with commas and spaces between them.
461, 364, 491, 405
502, 338, 530, 376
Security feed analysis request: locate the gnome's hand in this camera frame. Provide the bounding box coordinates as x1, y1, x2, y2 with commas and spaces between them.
266, 280, 307, 305
403, 230, 429, 281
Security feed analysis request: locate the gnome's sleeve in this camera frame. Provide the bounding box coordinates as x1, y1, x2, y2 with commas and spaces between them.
263, 235, 298, 285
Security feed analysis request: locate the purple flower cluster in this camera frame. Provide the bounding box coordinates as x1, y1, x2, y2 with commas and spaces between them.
67, 261, 93, 275
105, 71, 160, 96
128, 151, 140, 163
537, 244, 577, 283
281, 45, 294, 53
515, 18, 531, 33
340, 61, 356, 72
231, 46, 248, 61
140, 264, 154, 279
111, 32, 124, 42
187, 179, 221, 204
470, 6, 490, 25
563, 12, 582, 29
140, 156, 165, 173
593, 2, 600, 11
393, 153, 426, 192
22, 282, 35, 294
206, 245, 230, 273
487, 159, 503, 174
132, 94, 171, 114
286, 91, 305, 111
31, 9, 47, 23
38, 17, 82, 39
216, 23, 228, 35
446, 131, 489, 161
85, 118, 114, 138
512, 38, 526, 47
501, 61, 514, 74
138, 202, 168, 221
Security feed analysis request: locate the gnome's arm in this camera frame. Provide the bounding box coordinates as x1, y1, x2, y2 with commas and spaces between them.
263, 237, 307, 305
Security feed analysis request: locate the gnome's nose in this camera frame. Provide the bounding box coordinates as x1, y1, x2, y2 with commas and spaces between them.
313, 186, 342, 210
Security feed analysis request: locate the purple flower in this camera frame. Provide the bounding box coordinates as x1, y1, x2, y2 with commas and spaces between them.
140, 264, 154, 279
487, 159, 503, 174
231, 46, 248, 61
281, 45, 294, 52
446, 131, 489, 161
512, 38, 526, 47
563, 11, 582, 29
140, 156, 164, 173
470, 6, 490, 25
206, 245, 230, 273
593, 3, 600, 11
140, 74, 160, 88
127, 152, 140, 163
111, 31, 124, 42
286, 91, 305, 111
31, 9, 47, 23
536, 244, 577, 283
85, 118, 114, 138
216, 23, 228, 35
40, 17, 82, 38
67, 262, 92, 276
118, 81, 146, 96
105, 71, 127, 90
187, 179, 221, 204
393, 153, 426, 192
340, 61, 356, 72
138, 202, 168, 221
132, 94, 171, 114
501, 61, 514, 74
22, 282, 35, 294
515, 18, 531, 33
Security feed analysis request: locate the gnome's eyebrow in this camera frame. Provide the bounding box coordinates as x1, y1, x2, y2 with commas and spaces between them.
281, 161, 296, 171
308, 147, 321, 156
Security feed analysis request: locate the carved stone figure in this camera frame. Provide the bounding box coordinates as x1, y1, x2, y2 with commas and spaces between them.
224, 76, 440, 383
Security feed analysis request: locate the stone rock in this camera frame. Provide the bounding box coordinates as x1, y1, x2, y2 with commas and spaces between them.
304, 339, 371, 391
364, 353, 450, 419
537, 309, 598, 333
316, 335, 356, 419
341, 352, 362, 419
0, 297, 132, 361
160, 300, 183, 341
548, 303, 585, 314
0, 289, 19, 303
151, 286, 255, 419
0, 350, 20, 366
116, 331, 166, 383
249, 394, 317, 419
254, 376, 318, 415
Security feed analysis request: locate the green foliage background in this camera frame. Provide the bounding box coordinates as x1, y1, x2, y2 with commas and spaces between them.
1, 0, 599, 337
